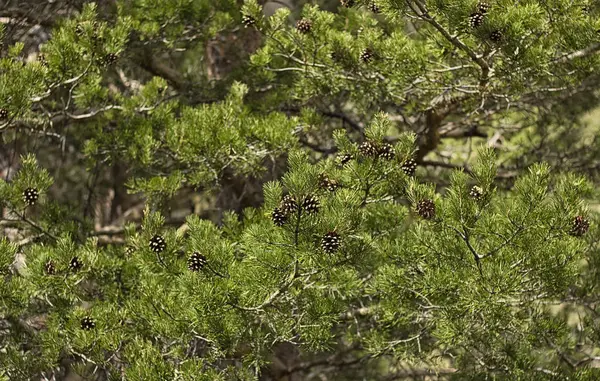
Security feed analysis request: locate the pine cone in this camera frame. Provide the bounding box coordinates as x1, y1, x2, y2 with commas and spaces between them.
0, 108, 8, 120
242, 14, 256, 28
272, 208, 287, 226
80, 316, 96, 330
280, 195, 298, 215
296, 19, 312, 34
378, 143, 395, 160
75, 24, 84, 36
37, 54, 49, 67
102, 53, 118, 66
188, 252, 208, 272
44, 260, 56, 275
490, 30, 503, 42
358, 141, 378, 157
416, 199, 436, 220
69, 256, 83, 272
302, 195, 320, 214
321, 232, 341, 253
477, 1, 491, 14
337, 153, 354, 167
149, 235, 167, 253
401, 159, 417, 176
570, 216, 590, 237
469, 12, 485, 28
360, 48, 374, 63
319, 173, 340, 192
369, 2, 381, 13
469, 186, 483, 201
23, 188, 39, 206
340, 0, 355, 8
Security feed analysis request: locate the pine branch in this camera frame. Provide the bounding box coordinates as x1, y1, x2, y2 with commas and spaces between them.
15, 212, 59, 241
135, 47, 186, 91
382, 367, 458, 380
407, 0, 492, 88
445, 223, 483, 276
339, 307, 374, 320
419, 160, 472, 174
556, 43, 600, 63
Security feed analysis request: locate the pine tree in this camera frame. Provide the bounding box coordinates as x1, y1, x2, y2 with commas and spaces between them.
1, 1, 600, 380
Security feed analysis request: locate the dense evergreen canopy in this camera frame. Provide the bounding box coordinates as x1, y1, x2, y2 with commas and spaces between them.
1, 0, 600, 379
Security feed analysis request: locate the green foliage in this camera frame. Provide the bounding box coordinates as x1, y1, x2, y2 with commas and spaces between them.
1, 0, 600, 379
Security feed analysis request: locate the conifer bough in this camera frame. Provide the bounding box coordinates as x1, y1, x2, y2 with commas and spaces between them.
1, 0, 599, 379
